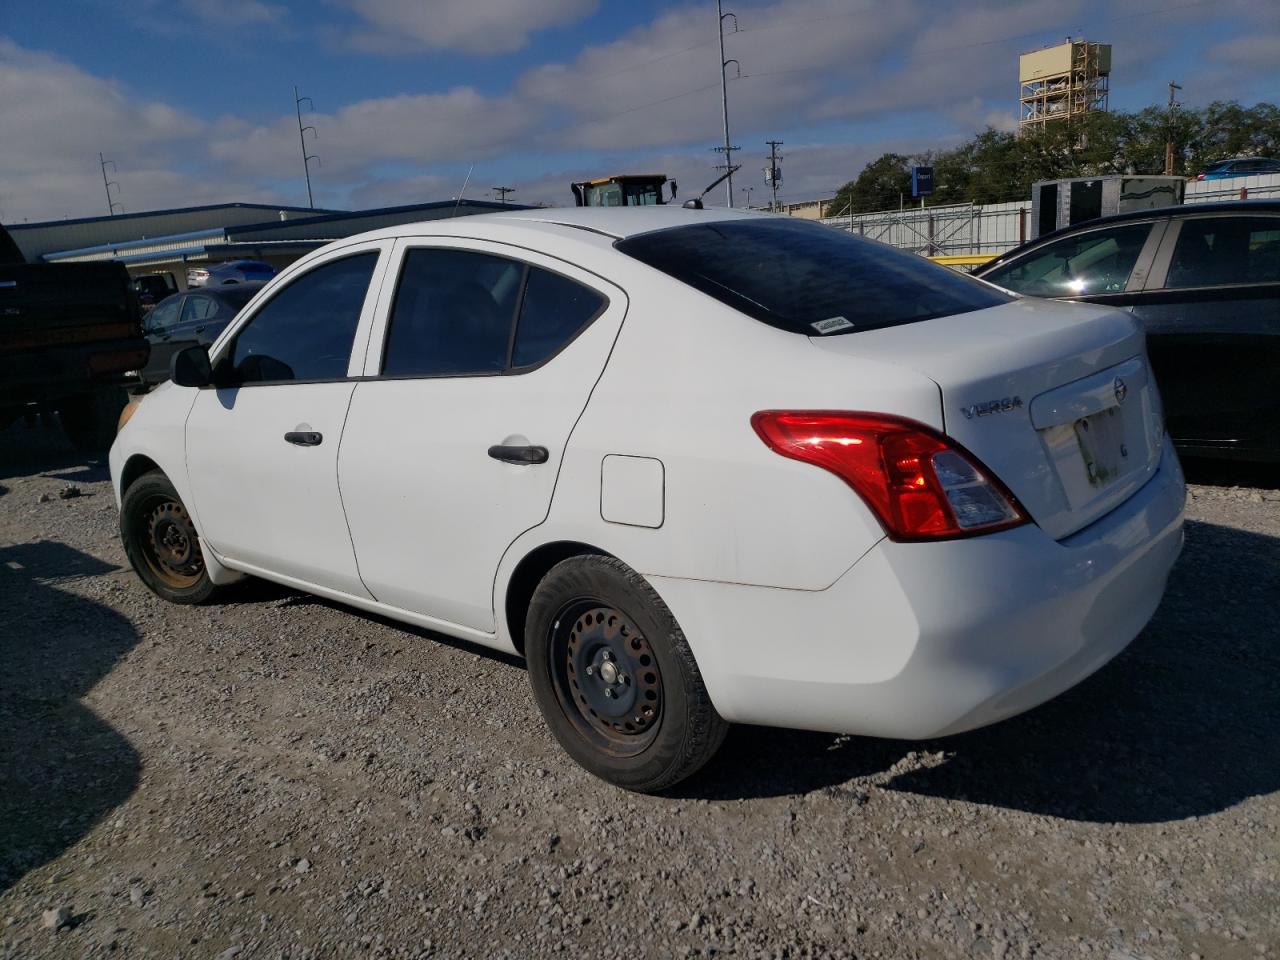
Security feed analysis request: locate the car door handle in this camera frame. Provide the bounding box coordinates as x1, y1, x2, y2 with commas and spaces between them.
284, 431, 323, 446
194, 325, 205, 333
487, 444, 548, 465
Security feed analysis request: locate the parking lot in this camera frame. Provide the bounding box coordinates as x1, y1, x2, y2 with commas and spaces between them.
1, 419, 1277, 960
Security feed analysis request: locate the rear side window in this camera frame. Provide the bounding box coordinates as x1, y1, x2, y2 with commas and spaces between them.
381, 248, 607, 376
982, 223, 1151, 297
513, 268, 605, 367
614, 218, 1008, 335
1166, 216, 1280, 288
227, 252, 377, 383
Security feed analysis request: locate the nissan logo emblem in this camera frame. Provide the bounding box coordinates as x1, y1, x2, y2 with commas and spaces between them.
1114, 377, 1128, 404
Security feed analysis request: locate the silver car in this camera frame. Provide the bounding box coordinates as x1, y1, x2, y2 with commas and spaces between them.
187, 259, 276, 287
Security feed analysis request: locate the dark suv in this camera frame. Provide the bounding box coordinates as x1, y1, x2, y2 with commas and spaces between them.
977, 200, 1280, 462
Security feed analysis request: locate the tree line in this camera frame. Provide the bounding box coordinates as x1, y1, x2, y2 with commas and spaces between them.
831, 100, 1280, 216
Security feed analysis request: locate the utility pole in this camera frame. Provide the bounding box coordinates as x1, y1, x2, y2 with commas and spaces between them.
765, 139, 784, 212
99, 153, 122, 216
492, 186, 514, 204
741, 186, 753, 208
716, 0, 739, 207
295, 85, 320, 208
1164, 80, 1182, 176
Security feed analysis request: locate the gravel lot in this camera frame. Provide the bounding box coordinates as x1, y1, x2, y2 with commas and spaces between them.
1, 418, 1277, 960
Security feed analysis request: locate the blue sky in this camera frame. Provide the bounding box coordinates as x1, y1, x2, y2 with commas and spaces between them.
2, 0, 1278, 222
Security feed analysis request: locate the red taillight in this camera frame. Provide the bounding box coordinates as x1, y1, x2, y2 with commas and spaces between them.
751, 411, 1029, 541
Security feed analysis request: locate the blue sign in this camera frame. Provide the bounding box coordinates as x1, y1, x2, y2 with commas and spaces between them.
911, 165, 934, 198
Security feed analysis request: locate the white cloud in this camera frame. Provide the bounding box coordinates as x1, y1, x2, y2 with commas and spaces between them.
343, 0, 598, 55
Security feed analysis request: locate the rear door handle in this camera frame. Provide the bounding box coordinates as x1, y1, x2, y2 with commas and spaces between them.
488, 444, 548, 465
285, 431, 323, 446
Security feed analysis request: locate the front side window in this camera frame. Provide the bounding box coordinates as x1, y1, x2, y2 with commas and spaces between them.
1166, 217, 1280, 288
147, 297, 182, 331
381, 249, 607, 377
982, 223, 1151, 298
615, 218, 1009, 336
226, 252, 377, 383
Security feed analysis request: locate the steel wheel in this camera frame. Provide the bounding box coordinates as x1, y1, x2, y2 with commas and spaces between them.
550, 600, 664, 757
136, 495, 204, 590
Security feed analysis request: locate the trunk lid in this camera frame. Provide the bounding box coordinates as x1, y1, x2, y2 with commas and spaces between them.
808, 298, 1165, 540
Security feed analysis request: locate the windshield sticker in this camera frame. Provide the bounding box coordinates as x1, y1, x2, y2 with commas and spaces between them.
810, 316, 855, 334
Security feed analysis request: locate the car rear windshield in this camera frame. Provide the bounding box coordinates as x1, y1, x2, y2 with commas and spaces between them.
614, 218, 1010, 336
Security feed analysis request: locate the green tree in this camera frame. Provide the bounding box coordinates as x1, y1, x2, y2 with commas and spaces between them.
832, 153, 911, 215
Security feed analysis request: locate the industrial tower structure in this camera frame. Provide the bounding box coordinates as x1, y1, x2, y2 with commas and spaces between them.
1019, 39, 1111, 133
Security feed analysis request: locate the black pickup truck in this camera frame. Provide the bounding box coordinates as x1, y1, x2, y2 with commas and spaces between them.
1, 222, 149, 452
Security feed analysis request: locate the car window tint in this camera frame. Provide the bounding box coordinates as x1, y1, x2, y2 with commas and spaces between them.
180, 295, 218, 324
148, 298, 182, 330
983, 224, 1151, 297
1167, 217, 1280, 288
512, 268, 606, 367
382, 249, 522, 377
616, 218, 1008, 336
228, 252, 377, 383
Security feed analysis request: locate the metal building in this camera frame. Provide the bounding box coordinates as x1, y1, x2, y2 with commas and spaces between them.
1019, 40, 1111, 132
14, 199, 524, 290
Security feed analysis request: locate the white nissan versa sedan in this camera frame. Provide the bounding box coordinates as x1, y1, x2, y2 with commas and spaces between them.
111, 207, 1186, 792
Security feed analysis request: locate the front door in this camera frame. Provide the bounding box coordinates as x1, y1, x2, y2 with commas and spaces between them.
338, 240, 626, 633
185, 246, 387, 596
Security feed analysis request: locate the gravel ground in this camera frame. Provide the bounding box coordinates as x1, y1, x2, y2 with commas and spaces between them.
1, 417, 1277, 960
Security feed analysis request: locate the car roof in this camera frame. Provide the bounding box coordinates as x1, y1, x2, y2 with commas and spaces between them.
981, 200, 1280, 270
338, 205, 765, 246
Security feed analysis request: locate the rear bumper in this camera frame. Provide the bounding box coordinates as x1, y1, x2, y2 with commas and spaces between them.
649, 438, 1186, 738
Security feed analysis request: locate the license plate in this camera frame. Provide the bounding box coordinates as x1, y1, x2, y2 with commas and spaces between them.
1074, 407, 1126, 487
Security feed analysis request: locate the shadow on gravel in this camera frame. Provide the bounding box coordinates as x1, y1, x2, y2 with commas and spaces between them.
0, 541, 141, 893
682, 521, 1280, 820
0, 419, 104, 482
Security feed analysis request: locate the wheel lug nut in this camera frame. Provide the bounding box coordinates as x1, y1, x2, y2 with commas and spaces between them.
604, 688, 614, 698
602, 651, 614, 662
585, 665, 594, 676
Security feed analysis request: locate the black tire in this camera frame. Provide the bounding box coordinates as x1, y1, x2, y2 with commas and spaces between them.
120, 469, 221, 604
525, 555, 728, 793
59, 387, 127, 453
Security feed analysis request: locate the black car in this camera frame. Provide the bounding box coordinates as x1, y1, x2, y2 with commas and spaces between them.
977, 201, 1280, 462
141, 282, 264, 385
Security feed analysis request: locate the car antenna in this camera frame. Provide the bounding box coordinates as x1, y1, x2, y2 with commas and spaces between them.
452, 165, 475, 218
683, 165, 741, 209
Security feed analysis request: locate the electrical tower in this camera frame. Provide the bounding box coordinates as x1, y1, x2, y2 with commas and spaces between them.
716, 0, 739, 207
765, 140, 784, 212
99, 153, 122, 216
492, 186, 515, 204
294, 85, 320, 208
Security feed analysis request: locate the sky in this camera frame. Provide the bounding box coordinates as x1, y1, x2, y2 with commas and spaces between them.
2, 0, 1278, 223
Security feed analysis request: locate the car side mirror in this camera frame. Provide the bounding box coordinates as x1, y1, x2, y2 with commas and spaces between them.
171, 345, 214, 388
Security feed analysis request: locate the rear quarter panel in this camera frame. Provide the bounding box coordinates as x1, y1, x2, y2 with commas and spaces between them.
495, 261, 947, 634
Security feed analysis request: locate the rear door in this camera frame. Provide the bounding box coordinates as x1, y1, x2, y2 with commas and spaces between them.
1136, 213, 1280, 453
338, 238, 626, 633
185, 243, 390, 595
